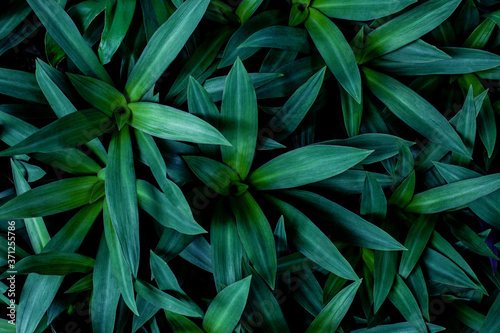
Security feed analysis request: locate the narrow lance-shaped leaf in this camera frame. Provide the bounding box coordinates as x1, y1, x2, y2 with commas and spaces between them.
26, 0, 112, 84
187, 76, 220, 155
236, 0, 263, 24
211, 199, 243, 292
388, 275, 427, 333
183, 156, 242, 196
0, 252, 94, 277
399, 215, 438, 278
363, 67, 469, 157
280, 190, 405, 251
372, 47, 500, 76
306, 281, 361, 333
0, 176, 98, 219
16, 201, 102, 333
11, 159, 50, 254
360, 0, 461, 63
0, 109, 114, 157
128, 102, 230, 146
0, 68, 47, 104
68, 74, 128, 117
248, 145, 372, 190
373, 220, 398, 313
105, 126, 140, 276
239, 26, 312, 54
99, 0, 136, 64
311, 0, 416, 21
136, 179, 207, 235
305, 8, 361, 102
124, 0, 210, 101
434, 162, 500, 230
91, 236, 121, 333
220, 58, 258, 180
482, 293, 500, 333
405, 173, 500, 214
230, 192, 277, 288
103, 200, 139, 316
266, 195, 359, 281
267, 67, 326, 142
202, 276, 252, 333
134, 279, 201, 317
380, 39, 451, 63
360, 173, 387, 222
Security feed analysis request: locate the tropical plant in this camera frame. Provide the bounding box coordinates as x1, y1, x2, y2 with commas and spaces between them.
1, 0, 500, 332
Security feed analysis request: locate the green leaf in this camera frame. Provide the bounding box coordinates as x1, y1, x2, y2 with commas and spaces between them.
305, 8, 361, 102
128, 102, 230, 145
0, 68, 47, 104
103, 200, 138, 315
306, 281, 361, 332
280, 190, 405, 251
202, 276, 252, 333
240, 26, 312, 54
399, 215, 438, 278
363, 68, 469, 157
0, 176, 98, 219
136, 179, 206, 235
360, 173, 387, 222
422, 248, 482, 291
2, 252, 94, 276
211, 199, 243, 292
236, 0, 263, 24
124, 0, 210, 101
98, 0, 136, 64
105, 126, 140, 276
219, 10, 286, 68
165, 312, 204, 333
360, 0, 461, 63
68, 73, 128, 117
134, 279, 201, 317
266, 195, 359, 281
434, 162, 500, 230
0, 1, 31, 40
340, 84, 363, 137
321, 134, 414, 165
373, 221, 398, 313
371, 47, 500, 75
204, 72, 283, 102
241, 261, 291, 332
11, 159, 50, 254
482, 293, 500, 332
266, 67, 326, 142
65, 273, 93, 294
26, 0, 112, 84
380, 39, 451, 63
167, 27, 233, 100
292, 268, 324, 316
220, 58, 258, 180
0, 109, 114, 156
388, 275, 427, 333
312, 0, 416, 20
388, 170, 416, 208
248, 145, 372, 190
351, 322, 445, 333
448, 217, 499, 259
230, 192, 276, 288
187, 76, 221, 155
457, 74, 496, 158
463, 19, 496, 49
405, 173, 500, 214
183, 156, 241, 196
407, 264, 430, 321
16, 201, 101, 333
91, 236, 120, 333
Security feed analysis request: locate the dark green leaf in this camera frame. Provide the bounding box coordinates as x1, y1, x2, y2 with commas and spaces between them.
305, 8, 361, 102
312, 0, 415, 20
124, 0, 210, 101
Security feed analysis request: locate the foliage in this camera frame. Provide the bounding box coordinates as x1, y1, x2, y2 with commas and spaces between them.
1, 0, 500, 332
